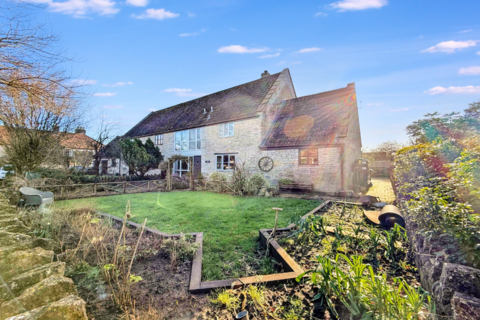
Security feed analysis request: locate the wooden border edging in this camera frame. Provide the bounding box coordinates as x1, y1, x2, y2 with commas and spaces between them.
96, 200, 332, 294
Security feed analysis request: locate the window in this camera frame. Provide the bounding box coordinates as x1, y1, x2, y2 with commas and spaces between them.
173, 159, 189, 176
155, 134, 163, 145
175, 128, 201, 151
64, 149, 73, 157
219, 122, 234, 137
216, 154, 236, 171
112, 159, 117, 167
299, 149, 318, 165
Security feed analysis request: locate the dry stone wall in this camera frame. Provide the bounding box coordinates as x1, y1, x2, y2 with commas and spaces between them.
0, 202, 87, 320
404, 210, 480, 319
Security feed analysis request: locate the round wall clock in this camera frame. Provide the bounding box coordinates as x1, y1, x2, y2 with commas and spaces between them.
258, 157, 274, 172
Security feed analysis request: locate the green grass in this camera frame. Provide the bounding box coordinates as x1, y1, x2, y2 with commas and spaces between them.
57, 191, 320, 281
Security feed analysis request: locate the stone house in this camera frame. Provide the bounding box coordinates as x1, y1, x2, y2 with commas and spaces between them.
113, 68, 362, 193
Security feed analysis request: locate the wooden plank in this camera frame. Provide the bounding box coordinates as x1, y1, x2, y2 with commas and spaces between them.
189, 233, 203, 292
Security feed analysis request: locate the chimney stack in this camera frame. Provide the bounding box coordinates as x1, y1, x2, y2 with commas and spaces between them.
75, 126, 86, 135
261, 70, 270, 78
52, 125, 59, 134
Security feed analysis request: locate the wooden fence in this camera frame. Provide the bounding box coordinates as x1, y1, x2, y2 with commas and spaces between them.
370, 160, 393, 177
35, 179, 167, 200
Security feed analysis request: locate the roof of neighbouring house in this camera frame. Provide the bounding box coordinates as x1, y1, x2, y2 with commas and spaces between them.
62, 132, 98, 150
124, 71, 282, 138
98, 136, 122, 158
260, 83, 357, 148
0, 125, 98, 150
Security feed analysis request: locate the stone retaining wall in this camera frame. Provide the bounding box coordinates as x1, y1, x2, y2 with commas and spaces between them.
404, 210, 480, 319
0, 202, 87, 320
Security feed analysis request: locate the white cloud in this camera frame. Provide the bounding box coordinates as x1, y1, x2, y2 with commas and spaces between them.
390, 108, 409, 112
330, 0, 388, 11
275, 61, 301, 66
421, 40, 478, 54
425, 86, 480, 95
459, 29, 473, 33
164, 88, 192, 93
367, 102, 384, 106
477, 51, 480, 56
218, 45, 268, 54
147, 108, 156, 112
126, 0, 148, 6
102, 81, 133, 87
133, 8, 179, 20
30, 0, 119, 17
70, 79, 97, 85
291, 61, 302, 65
94, 92, 116, 97
315, 12, 327, 17
276, 61, 287, 66
187, 12, 196, 17
258, 53, 280, 59
180, 28, 207, 37
103, 105, 123, 109
295, 47, 322, 53
459, 66, 480, 76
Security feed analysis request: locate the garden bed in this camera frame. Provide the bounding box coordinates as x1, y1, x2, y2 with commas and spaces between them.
57, 191, 320, 281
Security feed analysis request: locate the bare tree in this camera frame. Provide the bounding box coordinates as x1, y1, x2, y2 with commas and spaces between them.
88, 111, 119, 176
0, 1, 87, 174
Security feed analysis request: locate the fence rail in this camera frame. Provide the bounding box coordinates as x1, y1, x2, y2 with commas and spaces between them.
20, 179, 167, 200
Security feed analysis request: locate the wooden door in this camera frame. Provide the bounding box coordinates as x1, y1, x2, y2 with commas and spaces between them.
193, 156, 201, 179
101, 160, 108, 175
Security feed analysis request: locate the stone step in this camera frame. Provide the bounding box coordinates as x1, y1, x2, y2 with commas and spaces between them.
5, 295, 87, 320
0, 219, 22, 228
0, 247, 53, 281
0, 262, 66, 303
0, 276, 77, 320
0, 215, 19, 220
0, 224, 30, 234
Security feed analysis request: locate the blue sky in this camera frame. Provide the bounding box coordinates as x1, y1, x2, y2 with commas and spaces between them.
30, 0, 480, 148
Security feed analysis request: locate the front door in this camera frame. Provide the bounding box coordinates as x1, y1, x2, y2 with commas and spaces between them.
193, 156, 201, 179
101, 160, 108, 175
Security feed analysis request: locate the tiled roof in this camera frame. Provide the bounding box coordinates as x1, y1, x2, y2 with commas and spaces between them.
260, 83, 357, 148
62, 132, 98, 150
124, 72, 282, 138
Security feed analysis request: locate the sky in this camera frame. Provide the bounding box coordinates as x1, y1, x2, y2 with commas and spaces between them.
28, 0, 480, 148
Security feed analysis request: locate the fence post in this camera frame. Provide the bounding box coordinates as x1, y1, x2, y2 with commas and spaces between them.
60, 186, 64, 199
93, 184, 97, 196
123, 182, 126, 194
147, 181, 150, 191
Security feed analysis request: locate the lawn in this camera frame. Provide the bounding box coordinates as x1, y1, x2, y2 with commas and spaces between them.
57, 191, 320, 281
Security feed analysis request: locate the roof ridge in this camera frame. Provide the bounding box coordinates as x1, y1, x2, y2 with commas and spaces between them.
151, 72, 282, 115
288, 84, 354, 102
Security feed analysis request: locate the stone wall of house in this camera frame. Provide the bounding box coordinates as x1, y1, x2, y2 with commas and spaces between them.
342, 94, 362, 191
134, 115, 345, 192
259, 69, 297, 140
0, 202, 87, 319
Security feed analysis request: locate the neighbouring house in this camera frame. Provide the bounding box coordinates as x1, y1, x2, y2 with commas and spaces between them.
110, 68, 362, 193
0, 125, 99, 170
97, 136, 130, 175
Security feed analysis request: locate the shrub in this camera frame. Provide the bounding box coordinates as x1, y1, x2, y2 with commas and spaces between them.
244, 174, 266, 195
208, 172, 228, 193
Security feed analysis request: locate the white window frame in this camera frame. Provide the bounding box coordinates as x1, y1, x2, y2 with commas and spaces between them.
64, 149, 73, 157
216, 154, 236, 171
175, 128, 201, 151
173, 159, 189, 176
219, 122, 234, 137
155, 134, 163, 145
